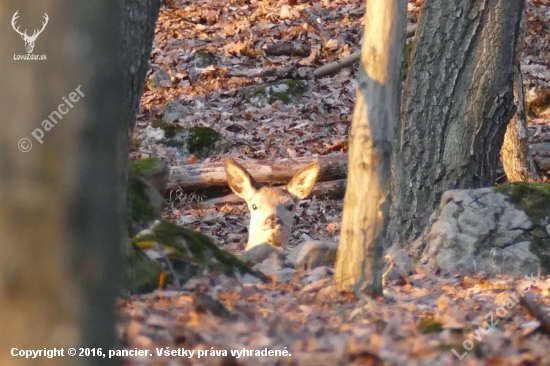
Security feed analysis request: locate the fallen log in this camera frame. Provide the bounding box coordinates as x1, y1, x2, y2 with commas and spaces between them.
168, 154, 348, 192
202, 178, 347, 206
263, 41, 311, 57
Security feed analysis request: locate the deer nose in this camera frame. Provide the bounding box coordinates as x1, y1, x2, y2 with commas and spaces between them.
264, 214, 281, 229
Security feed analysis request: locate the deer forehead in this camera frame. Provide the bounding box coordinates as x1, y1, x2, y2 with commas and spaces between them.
248, 187, 295, 209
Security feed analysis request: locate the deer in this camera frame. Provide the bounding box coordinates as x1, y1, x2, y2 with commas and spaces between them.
11, 11, 49, 54
223, 158, 320, 251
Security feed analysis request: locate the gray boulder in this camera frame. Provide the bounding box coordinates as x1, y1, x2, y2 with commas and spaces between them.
287, 240, 338, 270
410, 183, 550, 275
239, 243, 286, 266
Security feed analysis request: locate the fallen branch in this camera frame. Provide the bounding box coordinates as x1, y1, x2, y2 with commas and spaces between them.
202, 178, 347, 206
313, 52, 360, 79
263, 41, 311, 57
302, 9, 331, 47
224, 65, 296, 79
168, 154, 348, 192
313, 24, 418, 79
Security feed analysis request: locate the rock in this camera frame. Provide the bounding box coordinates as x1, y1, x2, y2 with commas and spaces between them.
301, 266, 332, 285
482, 241, 540, 275
241, 273, 263, 284
275, 268, 295, 283
147, 69, 171, 91
383, 250, 413, 281
256, 253, 284, 275
239, 243, 286, 266
288, 240, 338, 270
162, 101, 187, 123
411, 183, 550, 276
150, 124, 225, 162
188, 51, 216, 81
241, 79, 309, 108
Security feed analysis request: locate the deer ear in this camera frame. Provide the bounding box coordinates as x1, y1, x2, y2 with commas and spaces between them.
223, 158, 261, 201
286, 161, 320, 199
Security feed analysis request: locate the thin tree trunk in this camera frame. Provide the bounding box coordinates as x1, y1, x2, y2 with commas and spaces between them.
335, 0, 407, 295
501, 11, 538, 183
388, 0, 525, 248
0, 1, 123, 365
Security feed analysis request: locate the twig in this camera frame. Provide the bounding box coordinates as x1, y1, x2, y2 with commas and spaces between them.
302, 9, 330, 47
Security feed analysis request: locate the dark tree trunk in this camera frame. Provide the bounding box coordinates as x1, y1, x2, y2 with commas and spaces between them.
0, 1, 123, 365
118, 0, 161, 228
119, 0, 160, 132
388, 0, 525, 248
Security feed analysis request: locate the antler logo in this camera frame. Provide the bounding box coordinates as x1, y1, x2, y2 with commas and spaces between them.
11, 11, 49, 54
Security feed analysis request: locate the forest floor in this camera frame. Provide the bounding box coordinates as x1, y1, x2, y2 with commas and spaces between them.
118, 0, 550, 365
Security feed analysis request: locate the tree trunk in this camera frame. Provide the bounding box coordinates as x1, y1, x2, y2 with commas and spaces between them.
388, 0, 525, 248
334, 0, 407, 295
119, 0, 161, 228
168, 154, 348, 191
501, 10, 538, 183
0, 1, 123, 365
119, 0, 160, 132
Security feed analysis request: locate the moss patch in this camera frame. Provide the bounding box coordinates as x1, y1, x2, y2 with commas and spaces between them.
128, 158, 167, 223
403, 41, 414, 78
418, 319, 443, 334
122, 240, 166, 295
495, 182, 550, 272
128, 175, 156, 223
152, 119, 183, 139
187, 127, 221, 158
134, 220, 266, 286
495, 183, 550, 223
190, 51, 216, 68
245, 79, 309, 107
131, 157, 162, 175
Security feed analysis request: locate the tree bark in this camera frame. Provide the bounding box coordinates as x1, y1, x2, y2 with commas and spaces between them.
0, 1, 123, 365
388, 0, 525, 248
334, 0, 407, 295
500, 11, 538, 183
118, 0, 161, 228
168, 154, 348, 191
119, 0, 160, 132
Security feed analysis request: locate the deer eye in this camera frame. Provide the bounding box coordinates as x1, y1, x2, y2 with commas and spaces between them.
251, 204, 258, 210
287, 204, 294, 211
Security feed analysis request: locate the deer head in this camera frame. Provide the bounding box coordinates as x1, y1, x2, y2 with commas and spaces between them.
224, 158, 320, 251
12, 11, 49, 54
